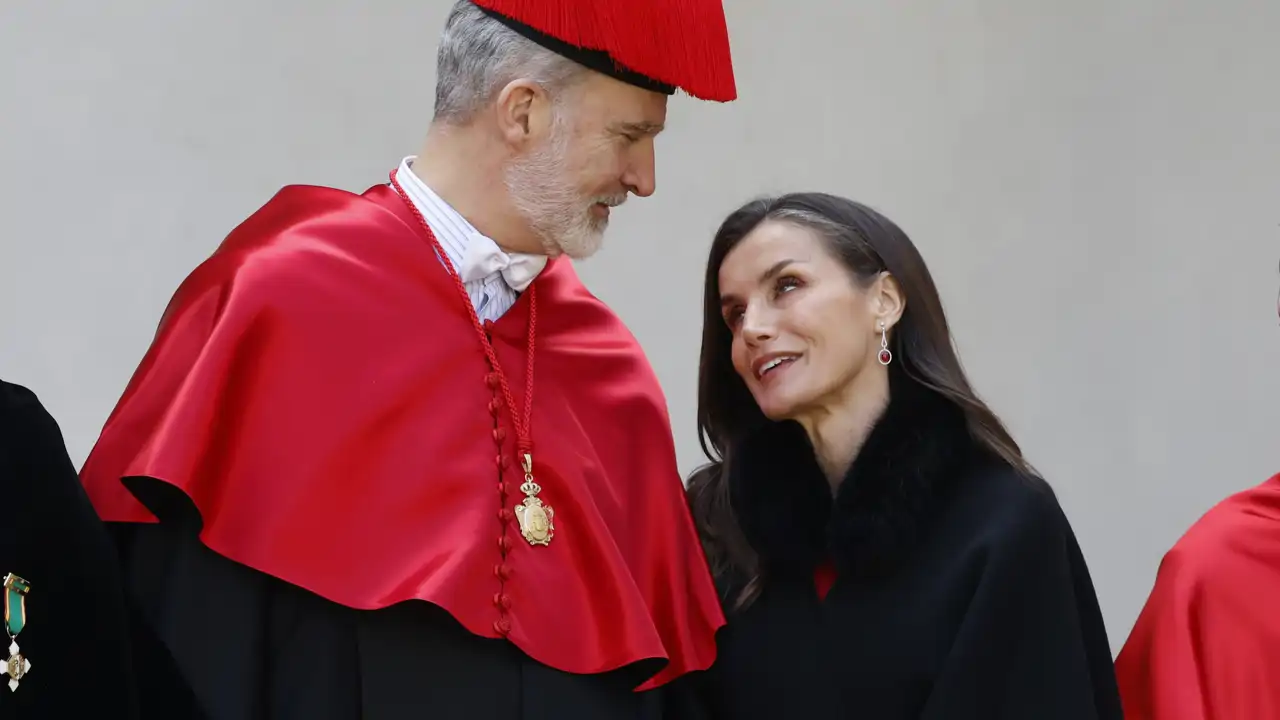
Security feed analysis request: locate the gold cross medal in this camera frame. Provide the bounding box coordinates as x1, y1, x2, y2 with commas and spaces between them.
3, 573, 31, 692
514, 454, 555, 546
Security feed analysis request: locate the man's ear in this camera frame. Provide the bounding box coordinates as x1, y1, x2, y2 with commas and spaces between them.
494, 79, 552, 148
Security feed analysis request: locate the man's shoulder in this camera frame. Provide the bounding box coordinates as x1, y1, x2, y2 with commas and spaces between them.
1159, 475, 1280, 578
0, 379, 78, 498
169, 183, 419, 307
0, 379, 39, 415
0, 380, 58, 442
219, 183, 404, 261
535, 264, 671, 407
540, 262, 646, 349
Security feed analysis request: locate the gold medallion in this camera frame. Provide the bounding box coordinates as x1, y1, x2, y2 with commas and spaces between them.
514, 454, 554, 546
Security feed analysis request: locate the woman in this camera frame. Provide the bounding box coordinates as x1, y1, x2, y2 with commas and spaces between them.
0, 379, 201, 717
675, 194, 1123, 718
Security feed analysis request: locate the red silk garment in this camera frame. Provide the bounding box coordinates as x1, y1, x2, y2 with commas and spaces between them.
79, 183, 725, 688
1114, 473, 1280, 719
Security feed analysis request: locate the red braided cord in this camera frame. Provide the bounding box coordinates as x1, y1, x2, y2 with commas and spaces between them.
389, 169, 537, 453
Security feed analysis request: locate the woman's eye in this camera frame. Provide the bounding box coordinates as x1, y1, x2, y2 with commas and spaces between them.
776, 277, 801, 294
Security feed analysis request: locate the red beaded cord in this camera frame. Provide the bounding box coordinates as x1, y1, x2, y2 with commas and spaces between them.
389, 168, 539, 637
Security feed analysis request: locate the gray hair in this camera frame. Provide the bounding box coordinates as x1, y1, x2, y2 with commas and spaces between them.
433, 1, 589, 124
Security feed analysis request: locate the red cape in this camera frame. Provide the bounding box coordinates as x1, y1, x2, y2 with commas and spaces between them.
79, 182, 724, 688
1115, 473, 1280, 719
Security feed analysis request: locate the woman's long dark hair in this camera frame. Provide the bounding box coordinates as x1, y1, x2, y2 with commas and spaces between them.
687, 192, 1036, 610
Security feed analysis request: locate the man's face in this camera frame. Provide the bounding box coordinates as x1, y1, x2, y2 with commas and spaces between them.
504, 73, 668, 259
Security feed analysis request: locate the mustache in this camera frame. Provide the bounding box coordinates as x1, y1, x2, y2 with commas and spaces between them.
594, 194, 628, 208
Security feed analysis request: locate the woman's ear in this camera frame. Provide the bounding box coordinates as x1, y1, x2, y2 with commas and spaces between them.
871, 272, 906, 331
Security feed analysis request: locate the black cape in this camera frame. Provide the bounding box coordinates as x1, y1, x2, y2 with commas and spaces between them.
108, 478, 681, 719
0, 380, 199, 718
674, 371, 1123, 719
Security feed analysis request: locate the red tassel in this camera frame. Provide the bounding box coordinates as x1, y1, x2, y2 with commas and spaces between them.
472, 0, 737, 102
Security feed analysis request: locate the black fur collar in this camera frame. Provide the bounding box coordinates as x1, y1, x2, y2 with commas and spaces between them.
728, 367, 977, 581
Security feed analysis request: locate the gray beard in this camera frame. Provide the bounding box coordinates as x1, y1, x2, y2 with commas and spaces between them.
503, 125, 607, 260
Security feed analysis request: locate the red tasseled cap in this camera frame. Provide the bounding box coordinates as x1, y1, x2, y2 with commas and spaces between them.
471, 0, 737, 103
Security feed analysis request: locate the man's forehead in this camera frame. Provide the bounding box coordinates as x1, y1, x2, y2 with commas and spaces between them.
577, 76, 667, 121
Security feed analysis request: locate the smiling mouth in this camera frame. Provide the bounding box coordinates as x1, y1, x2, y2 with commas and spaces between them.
756, 355, 800, 380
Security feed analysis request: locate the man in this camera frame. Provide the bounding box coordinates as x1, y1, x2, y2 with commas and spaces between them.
0, 380, 199, 717
1114, 473, 1280, 719
78, 1, 737, 717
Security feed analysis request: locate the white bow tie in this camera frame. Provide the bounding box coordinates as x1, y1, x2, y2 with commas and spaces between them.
457, 232, 548, 292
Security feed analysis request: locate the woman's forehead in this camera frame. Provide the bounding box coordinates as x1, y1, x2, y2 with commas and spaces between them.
721, 224, 823, 283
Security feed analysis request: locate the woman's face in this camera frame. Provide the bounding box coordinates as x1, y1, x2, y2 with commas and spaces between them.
718, 220, 884, 421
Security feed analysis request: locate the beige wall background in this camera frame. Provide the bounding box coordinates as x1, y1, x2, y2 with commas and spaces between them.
3, 0, 1277, 653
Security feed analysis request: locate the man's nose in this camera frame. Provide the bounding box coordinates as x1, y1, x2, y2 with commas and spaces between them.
623, 142, 656, 198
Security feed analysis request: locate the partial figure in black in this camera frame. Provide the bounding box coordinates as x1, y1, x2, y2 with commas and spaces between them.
670, 193, 1124, 719
0, 379, 200, 718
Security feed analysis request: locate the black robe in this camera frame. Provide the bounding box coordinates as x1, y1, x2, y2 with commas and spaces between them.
107, 479, 674, 719
673, 371, 1123, 719
0, 380, 200, 718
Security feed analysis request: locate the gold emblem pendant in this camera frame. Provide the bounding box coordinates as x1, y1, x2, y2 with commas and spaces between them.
514, 454, 554, 546
3, 573, 31, 692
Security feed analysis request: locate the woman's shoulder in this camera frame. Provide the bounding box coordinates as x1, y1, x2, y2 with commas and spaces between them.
947, 456, 1076, 549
